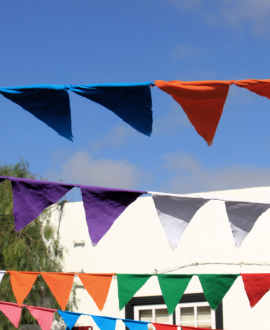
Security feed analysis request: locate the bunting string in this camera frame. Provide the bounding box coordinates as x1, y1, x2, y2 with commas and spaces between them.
1, 271, 270, 313
1, 176, 270, 248
0, 300, 242, 330
1, 79, 270, 144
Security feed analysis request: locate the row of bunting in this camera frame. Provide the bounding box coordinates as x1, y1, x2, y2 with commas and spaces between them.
1, 176, 270, 247
1, 79, 270, 145
0, 301, 220, 330
1, 271, 270, 315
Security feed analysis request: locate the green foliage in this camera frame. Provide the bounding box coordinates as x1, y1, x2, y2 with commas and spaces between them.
0, 160, 77, 330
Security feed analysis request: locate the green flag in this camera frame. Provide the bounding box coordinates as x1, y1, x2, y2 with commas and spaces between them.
198, 274, 239, 310
157, 274, 193, 315
117, 274, 152, 310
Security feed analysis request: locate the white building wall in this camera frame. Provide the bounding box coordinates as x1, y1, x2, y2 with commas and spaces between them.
50, 187, 270, 330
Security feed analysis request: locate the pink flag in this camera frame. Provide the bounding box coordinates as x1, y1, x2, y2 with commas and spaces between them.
0, 301, 22, 328
26, 305, 56, 330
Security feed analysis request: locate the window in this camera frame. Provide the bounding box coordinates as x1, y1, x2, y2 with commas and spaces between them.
125, 294, 223, 329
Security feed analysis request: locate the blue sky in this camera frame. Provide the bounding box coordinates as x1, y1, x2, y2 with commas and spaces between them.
1, 0, 270, 199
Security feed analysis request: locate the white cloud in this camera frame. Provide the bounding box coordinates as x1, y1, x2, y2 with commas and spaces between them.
170, 44, 210, 62
90, 125, 132, 151
167, 0, 270, 34
161, 152, 270, 193
47, 150, 146, 189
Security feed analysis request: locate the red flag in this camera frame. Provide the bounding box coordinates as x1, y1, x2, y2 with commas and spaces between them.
241, 273, 270, 307
0, 301, 22, 328
26, 305, 56, 330
8, 271, 38, 306
155, 80, 231, 145
77, 273, 114, 311
234, 79, 270, 99
41, 272, 74, 310
153, 323, 178, 330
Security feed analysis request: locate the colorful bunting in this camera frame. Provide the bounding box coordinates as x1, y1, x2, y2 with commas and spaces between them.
155, 80, 231, 145
151, 193, 209, 248
234, 79, 270, 99
41, 272, 74, 310
8, 271, 38, 306
81, 185, 146, 245
225, 201, 270, 247
26, 305, 56, 330
241, 273, 270, 307
10, 177, 73, 231
198, 274, 239, 309
58, 310, 82, 330
69, 83, 153, 136
123, 319, 149, 330
0, 301, 22, 328
77, 273, 114, 311
117, 274, 152, 310
91, 315, 117, 330
153, 323, 178, 330
157, 274, 193, 315
0, 85, 73, 140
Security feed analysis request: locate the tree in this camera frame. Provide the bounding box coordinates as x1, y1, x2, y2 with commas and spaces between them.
0, 160, 77, 330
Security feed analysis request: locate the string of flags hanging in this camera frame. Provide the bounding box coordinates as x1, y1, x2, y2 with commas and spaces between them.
1, 79, 270, 144
0, 301, 222, 330
1, 176, 270, 247
0, 271, 270, 314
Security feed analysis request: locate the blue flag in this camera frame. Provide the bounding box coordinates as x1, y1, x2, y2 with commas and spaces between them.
68, 82, 153, 136
91, 315, 117, 330
123, 319, 149, 330
0, 85, 73, 140
58, 310, 81, 330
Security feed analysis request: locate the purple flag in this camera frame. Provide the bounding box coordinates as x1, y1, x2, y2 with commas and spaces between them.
10, 177, 74, 231
80, 186, 146, 245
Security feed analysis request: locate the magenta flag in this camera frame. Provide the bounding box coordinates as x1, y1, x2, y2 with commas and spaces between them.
80, 185, 146, 245
9, 177, 74, 231
0, 301, 22, 328
26, 305, 56, 330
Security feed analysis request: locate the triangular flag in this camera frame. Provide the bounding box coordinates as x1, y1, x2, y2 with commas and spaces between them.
181, 327, 223, 330
198, 274, 238, 309
8, 271, 38, 306
0, 271, 6, 283
153, 323, 178, 330
91, 315, 117, 330
69, 83, 153, 136
225, 201, 270, 247
155, 80, 230, 145
58, 310, 81, 330
151, 193, 209, 248
26, 305, 56, 330
241, 273, 270, 307
0, 178, 6, 184
80, 185, 146, 245
0, 301, 22, 328
10, 177, 74, 231
77, 273, 114, 311
234, 79, 270, 99
157, 274, 193, 315
0, 85, 73, 140
117, 274, 152, 310
123, 319, 149, 330
41, 273, 74, 310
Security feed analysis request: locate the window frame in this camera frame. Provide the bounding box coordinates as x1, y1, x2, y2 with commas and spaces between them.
125, 293, 223, 329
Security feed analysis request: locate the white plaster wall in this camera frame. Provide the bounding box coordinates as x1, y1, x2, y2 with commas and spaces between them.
49, 186, 270, 330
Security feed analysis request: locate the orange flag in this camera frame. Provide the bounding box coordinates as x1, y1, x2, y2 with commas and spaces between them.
41, 272, 74, 310
77, 273, 115, 311
234, 79, 270, 99
8, 271, 38, 306
155, 80, 231, 145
